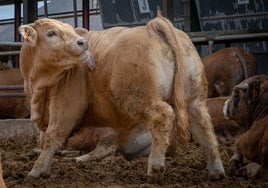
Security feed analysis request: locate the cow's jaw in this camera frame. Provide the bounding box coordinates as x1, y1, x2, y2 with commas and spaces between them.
78, 51, 95, 70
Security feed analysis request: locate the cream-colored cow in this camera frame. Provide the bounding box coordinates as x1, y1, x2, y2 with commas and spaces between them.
19, 13, 225, 182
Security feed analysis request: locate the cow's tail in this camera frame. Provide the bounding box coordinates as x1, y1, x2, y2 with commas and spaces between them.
235, 48, 249, 79
146, 12, 190, 146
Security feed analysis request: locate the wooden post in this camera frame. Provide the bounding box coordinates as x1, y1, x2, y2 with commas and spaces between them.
162, 0, 174, 22
14, 0, 21, 42
83, 0, 89, 30
23, 0, 38, 24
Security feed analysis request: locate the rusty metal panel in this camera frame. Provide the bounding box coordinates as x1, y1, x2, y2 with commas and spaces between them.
194, 0, 268, 56
98, 0, 163, 28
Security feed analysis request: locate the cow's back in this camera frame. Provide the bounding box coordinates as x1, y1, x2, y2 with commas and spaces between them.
202, 47, 257, 97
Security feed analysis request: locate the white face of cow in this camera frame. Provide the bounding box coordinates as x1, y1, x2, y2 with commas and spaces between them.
223, 77, 262, 127
223, 82, 250, 125
19, 18, 95, 70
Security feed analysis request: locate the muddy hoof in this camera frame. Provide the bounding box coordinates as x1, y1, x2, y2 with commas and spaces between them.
238, 162, 261, 179
229, 159, 244, 176
147, 165, 165, 184
208, 172, 226, 181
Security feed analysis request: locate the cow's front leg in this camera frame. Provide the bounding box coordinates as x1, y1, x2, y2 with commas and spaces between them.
28, 89, 87, 177
28, 126, 73, 177
229, 147, 244, 176
75, 128, 118, 162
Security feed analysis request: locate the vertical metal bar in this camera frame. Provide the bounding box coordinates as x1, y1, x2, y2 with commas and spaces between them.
162, 0, 174, 21
82, 0, 89, 30
73, 0, 78, 27
44, 0, 48, 17
162, 0, 168, 17
14, 0, 21, 42
208, 40, 214, 53
184, 0, 191, 31
23, 0, 38, 24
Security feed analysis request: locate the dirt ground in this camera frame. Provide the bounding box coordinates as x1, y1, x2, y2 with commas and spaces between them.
1, 136, 267, 188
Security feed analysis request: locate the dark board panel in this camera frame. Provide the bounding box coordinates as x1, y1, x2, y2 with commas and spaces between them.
98, 0, 163, 28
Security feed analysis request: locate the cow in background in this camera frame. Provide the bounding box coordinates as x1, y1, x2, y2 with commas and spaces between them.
19, 14, 225, 182
0, 45, 20, 69
224, 75, 268, 180
206, 97, 241, 143
202, 47, 257, 98
0, 68, 29, 119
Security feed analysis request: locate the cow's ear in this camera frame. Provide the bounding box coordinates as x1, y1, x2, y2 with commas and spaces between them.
75, 27, 89, 39
19, 25, 38, 47
248, 80, 260, 103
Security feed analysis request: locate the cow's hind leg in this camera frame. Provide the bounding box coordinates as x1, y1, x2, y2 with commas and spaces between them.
188, 99, 225, 180
144, 100, 175, 183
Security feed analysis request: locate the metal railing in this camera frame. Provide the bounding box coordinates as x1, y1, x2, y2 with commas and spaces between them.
0, 85, 25, 98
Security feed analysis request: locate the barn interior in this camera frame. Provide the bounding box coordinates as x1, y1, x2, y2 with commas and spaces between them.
0, 0, 268, 187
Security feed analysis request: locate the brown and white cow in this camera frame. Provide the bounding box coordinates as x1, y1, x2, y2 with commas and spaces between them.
19, 13, 224, 182
202, 47, 257, 98
223, 75, 268, 180
0, 68, 29, 119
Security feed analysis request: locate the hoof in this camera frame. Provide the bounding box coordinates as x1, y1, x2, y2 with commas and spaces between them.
28, 171, 50, 178
147, 165, 165, 184
238, 162, 261, 179
208, 172, 226, 181
229, 159, 244, 176
28, 168, 50, 178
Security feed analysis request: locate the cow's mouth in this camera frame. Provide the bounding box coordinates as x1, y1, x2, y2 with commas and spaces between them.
79, 51, 95, 70
223, 100, 231, 120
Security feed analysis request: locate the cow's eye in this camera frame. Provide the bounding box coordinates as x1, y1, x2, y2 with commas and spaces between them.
233, 91, 240, 106
47, 30, 57, 37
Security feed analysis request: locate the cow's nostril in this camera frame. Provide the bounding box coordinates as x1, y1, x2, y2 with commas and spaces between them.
76, 38, 88, 50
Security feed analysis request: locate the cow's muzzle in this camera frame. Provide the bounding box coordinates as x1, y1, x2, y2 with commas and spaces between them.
223, 99, 231, 120
76, 38, 88, 51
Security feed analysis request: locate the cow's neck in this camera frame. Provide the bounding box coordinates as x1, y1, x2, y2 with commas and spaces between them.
31, 59, 73, 89
251, 93, 268, 122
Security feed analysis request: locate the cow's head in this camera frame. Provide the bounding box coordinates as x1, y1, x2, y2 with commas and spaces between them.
19, 18, 95, 70
223, 75, 268, 128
